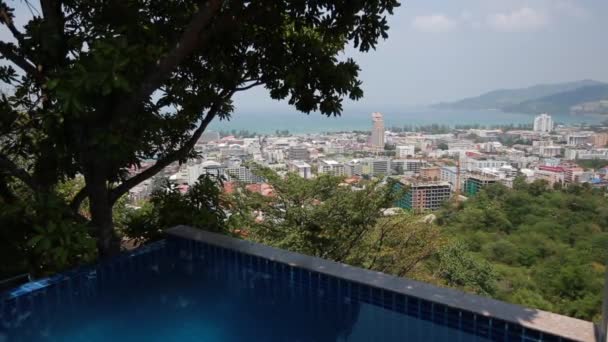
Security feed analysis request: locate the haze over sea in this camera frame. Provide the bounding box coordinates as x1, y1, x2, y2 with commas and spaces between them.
209, 107, 606, 134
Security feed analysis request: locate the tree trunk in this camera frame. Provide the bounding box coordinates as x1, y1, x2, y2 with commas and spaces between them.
86, 170, 120, 258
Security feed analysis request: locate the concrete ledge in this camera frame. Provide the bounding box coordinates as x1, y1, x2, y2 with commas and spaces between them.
167, 225, 597, 342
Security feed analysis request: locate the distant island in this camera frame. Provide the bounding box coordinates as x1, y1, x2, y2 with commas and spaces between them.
435, 79, 608, 115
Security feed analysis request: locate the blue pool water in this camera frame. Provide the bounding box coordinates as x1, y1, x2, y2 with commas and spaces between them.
1, 238, 566, 341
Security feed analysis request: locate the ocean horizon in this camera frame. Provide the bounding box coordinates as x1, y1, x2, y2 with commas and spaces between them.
209, 107, 606, 134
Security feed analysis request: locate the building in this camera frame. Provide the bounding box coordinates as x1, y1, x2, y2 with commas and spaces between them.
263, 148, 285, 164
448, 142, 475, 151
226, 166, 264, 184
591, 133, 608, 147
200, 160, 226, 179
318, 159, 345, 176
396, 145, 415, 158
539, 146, 562, 158
463, 155, 508, 171
344, 161, 363, 177
564, 166, 584, 184
564, 148, 585, 160
577, 149, 608, 160
420, 167, 441, 181
535, 166, 565, 187
392, 159, 426, 174
200, 131, 220, 143
371, 158, 391, 177
370, 112, 385, 150
440, 166, 460, 189
395, 181, 452, 212
288, 146, 310, 160
288, 160, 312, 179
464, 173, 499, 196
533, 113, 553, 133
566, 134, 590, 146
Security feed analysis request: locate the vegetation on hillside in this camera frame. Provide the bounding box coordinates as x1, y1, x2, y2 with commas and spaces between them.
227, 168, 445, 278
436, 180, 607, 321
504, 84, 608, 115
435, 80, 605, 112
576, 159, 608, 171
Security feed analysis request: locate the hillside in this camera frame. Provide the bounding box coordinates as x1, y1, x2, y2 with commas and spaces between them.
435, 80, 605, 111
503, 84, 608, 115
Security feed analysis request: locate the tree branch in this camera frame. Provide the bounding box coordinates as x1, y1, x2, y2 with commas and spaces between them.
70, 186, 88, 212
0, 153, 38, 191
235, 81, 263, 92
40, 0, 63, 31
113, 0, 222, 118
0, 5, 24, 43
109, 89, 233, 203
0, 42, 41, 80
39, 0, 67, 65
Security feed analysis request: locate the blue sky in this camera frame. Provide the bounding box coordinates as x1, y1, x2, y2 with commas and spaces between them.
235, 0, 608, 111
3, 0, 608, 111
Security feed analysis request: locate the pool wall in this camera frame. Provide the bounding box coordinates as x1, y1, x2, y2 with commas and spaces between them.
0, 240, 168, 339
1, 225, 597, 342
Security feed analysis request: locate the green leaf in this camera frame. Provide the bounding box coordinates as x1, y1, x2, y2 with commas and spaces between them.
47, 79, 60, 90
28, 235, 44, 247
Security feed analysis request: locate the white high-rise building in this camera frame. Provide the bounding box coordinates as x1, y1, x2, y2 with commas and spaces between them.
396, 145, 415, 158
371, 112, 385, 150
318, 159, 345, 176
288, 160, 312, 179
533, 113, 553, 133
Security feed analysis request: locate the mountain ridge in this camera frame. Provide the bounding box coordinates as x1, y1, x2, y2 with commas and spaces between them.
504, 84, 608, 115
434, 80, 607, 114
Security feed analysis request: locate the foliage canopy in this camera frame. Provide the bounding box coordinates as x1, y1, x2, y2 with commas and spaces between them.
0, 0, 400, 255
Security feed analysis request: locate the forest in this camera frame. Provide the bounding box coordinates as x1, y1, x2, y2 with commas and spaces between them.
435, 180, 607, 322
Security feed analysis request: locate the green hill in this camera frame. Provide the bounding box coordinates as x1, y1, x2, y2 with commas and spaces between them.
435, 80, 605, 112
503, 84, 608, 114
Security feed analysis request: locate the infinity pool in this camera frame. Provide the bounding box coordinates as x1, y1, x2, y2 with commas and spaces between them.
0, 230, 576, 341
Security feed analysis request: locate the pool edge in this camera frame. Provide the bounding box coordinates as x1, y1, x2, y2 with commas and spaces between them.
167, 225, 597, 342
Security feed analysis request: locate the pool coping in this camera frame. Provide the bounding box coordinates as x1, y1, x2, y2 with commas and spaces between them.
167, 225, 597, 342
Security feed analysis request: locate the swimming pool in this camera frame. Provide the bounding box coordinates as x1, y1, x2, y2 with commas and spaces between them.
0, 227, 590, 341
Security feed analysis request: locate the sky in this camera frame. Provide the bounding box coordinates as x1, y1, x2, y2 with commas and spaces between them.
234, 0, 608, 111
3, 0, 608, 112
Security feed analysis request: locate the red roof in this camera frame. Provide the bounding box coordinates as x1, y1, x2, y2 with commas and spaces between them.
177, 184, 189, 194
538, 166, 565, 173
223, 182, 236, 194
245, 183, 275, 197
343, 176, 361, 184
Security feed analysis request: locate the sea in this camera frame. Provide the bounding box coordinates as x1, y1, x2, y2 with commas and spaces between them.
209, 107, 606, 134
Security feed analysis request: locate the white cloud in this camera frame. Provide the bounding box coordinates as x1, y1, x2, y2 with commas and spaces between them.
412, 14, 457, 33
487, 7, 549, 32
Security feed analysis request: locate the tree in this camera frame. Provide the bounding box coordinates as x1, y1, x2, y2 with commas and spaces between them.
227, 168, 440, 275
0, 177, 97, 277
384, 143, 396, 151
358, 213, 445, 277
0, 0, 400, 256
436, 242, 496, 296
437, 142, 449, 150
124, 174, 226, 243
